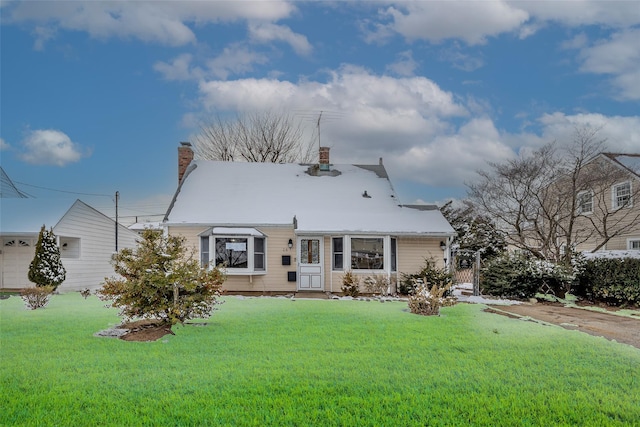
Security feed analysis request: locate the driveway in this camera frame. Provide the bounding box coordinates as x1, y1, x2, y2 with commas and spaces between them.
486, 303, 640, 349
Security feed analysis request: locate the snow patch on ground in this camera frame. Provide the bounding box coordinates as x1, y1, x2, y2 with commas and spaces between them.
452, 283, 523, 305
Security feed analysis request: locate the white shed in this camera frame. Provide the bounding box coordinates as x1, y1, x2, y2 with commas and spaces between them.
0, 199, 139, 292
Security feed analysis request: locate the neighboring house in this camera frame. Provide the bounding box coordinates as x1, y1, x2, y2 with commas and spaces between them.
572, 153, 640, 252
163, 144, 455, 294
129, 221, 163, 234
0, 199, 139, 291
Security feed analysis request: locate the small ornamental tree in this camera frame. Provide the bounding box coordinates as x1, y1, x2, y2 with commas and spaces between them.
98, 229, 225, 326
28, 225, 66, 290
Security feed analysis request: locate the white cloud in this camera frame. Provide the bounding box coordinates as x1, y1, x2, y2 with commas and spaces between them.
386, 50, 418, 76
0, 137, 10, 151
390, 117, 514, 187
5, 1, 297, 48
376, 1, 529, 45
573, 28, 640, 100
536, 112, 640, 153
248, 22, 312, 56
153, 53, 202, 81
365, 1, 640, 46
197, 66, 467, 118
519, 1, 640, 28
19, 129, 87, 166
439, 46, 485, 72
192, 66, 640, 194
207, 44, 270, 80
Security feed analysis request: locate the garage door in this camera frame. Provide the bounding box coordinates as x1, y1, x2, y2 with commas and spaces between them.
1, 238, 35, 289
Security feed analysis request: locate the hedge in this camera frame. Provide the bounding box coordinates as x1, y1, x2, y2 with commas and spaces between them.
572, 258, 640, 306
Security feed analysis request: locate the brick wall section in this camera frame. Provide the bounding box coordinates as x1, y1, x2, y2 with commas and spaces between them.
178, 142, 194, 183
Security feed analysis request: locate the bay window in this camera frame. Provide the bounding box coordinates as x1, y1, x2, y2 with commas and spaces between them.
200, 228, 266, 274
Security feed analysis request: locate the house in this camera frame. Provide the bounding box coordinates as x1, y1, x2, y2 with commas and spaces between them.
572, 153, 640, 252
163, 143, 456, 294
0, 198, 139, 291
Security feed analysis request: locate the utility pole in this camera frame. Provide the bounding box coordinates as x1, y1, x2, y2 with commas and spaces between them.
115, 191, 119, 252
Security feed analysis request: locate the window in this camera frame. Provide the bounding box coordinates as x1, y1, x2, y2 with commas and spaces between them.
4, 239, 30, 247
351, 237, 384, 270
628, 239, 640, 250
200, 236, 210, 267
332, 237, 343, 270
576, 191, 593, 214
390, 237, 397, 272
300, 239, 320, 264
200, 228, 266, 273
254, 237, 265, 271
613, 181, 632, 209
215, 237, 248, 268
59, 237, 80, 259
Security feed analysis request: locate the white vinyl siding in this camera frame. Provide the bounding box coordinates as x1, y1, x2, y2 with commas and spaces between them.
53, 200, 139, 291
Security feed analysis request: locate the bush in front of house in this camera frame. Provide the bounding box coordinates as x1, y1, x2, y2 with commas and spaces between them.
481, 253, 574, 299
408, 282, 456, 316
341, 271, 360, 297
20, 286, 55, 310
363, 274, 391, 295
572, 257, 640, 306
398, 259, 453, 296
98, 229, 226, 326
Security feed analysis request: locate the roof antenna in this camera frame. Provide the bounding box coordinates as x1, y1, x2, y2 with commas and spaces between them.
316, 110, 323, 151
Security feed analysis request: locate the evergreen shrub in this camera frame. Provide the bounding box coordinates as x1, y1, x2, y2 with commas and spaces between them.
341, 271, 360, 297
98, 229, 225, 326
481, 253, 573, 299
572, 257, 640, 306
28, 225, 66, 290
398, 259, 453, 296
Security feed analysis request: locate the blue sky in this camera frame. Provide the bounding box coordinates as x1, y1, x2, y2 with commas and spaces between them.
1, 1, 639, 224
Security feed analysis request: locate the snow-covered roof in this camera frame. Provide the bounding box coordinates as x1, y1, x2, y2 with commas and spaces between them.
165, 161, 455, 236
603, 153, 640, 177
128, 221, 163, 231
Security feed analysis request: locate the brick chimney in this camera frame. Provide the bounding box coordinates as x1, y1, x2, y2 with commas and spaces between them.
178, 142, 194, 183
319, 146, 330, 171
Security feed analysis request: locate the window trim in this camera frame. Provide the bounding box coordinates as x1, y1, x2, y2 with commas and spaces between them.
612, 181, 632, 210
199, 228, 267, 275
576, 190, 594, 215
349, 236, 385, 272
627, 238, 640, 250
332, 237, 344, 271
59, 237, 81, 259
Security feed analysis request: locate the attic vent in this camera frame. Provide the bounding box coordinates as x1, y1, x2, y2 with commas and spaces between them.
362, 190, 371, 198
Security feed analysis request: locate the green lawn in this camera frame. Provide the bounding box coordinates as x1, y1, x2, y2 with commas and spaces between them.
1, 294, 639, 426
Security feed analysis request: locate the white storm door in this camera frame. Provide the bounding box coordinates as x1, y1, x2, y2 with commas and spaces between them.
298, 237, 323, 290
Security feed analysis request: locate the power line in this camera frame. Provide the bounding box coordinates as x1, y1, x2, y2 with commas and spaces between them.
13, 181, 112, 197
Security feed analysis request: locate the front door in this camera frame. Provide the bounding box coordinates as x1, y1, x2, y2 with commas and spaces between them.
297, 237, 323, 291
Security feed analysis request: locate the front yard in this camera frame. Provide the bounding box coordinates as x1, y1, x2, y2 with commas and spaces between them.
1, 293, 639, 426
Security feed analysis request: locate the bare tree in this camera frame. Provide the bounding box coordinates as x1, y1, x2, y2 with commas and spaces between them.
193, 111, 316, 164
468, 126, 640, 264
